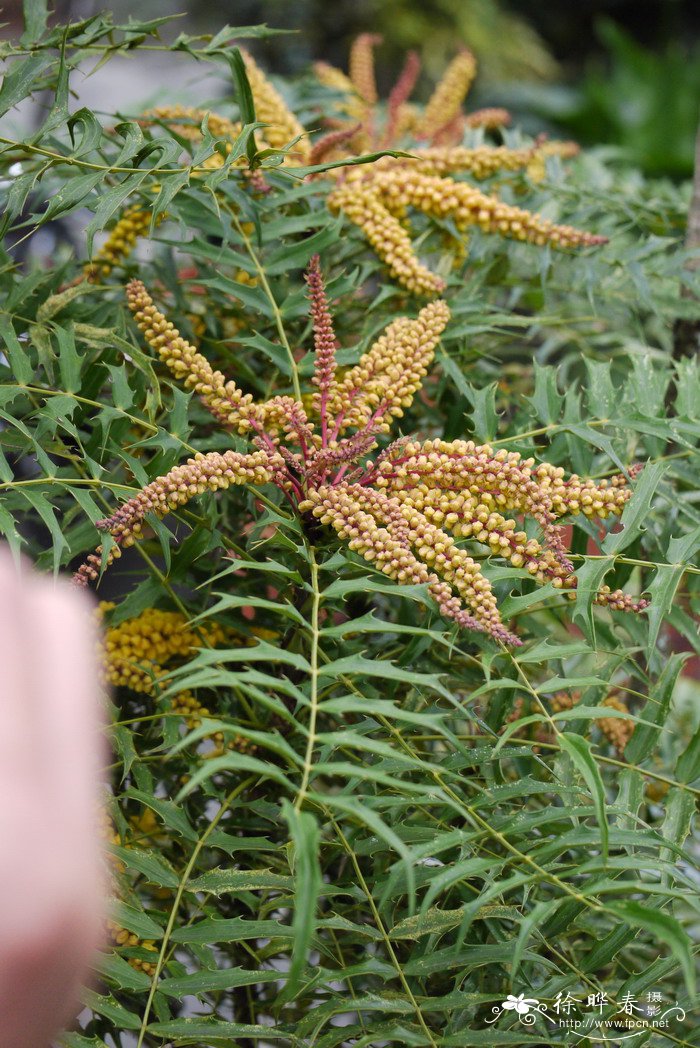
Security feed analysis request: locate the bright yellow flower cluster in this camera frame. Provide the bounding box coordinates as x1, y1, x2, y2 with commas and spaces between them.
98, 603, 254, 756
100, 603, 225, 694
76, 261, 647, 645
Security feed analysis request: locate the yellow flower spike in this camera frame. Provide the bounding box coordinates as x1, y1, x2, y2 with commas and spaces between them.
416, 49, 477, 141
326, 299, 451, 433
328, 182, 447, 296
83, 206, 160, 282
125, 279, 264, 433
312, 39, 505, 152
349, 32, 382, 106
330, 168, 607, 295
240, 50, 310, 163
361, 144, 539, 181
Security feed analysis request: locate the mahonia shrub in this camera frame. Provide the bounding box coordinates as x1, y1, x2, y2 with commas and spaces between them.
1, 8, 699, 1047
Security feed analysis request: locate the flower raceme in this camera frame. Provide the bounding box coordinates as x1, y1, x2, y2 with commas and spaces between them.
327, 165, 606, 296
74, 259, 647, 645
315, 35, 509, 152
108, 46, 603, 298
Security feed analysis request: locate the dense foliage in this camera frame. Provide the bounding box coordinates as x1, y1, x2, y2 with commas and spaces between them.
1, 7, 699, 1047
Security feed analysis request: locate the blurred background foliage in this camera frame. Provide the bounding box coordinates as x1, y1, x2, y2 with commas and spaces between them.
1, 0, 698, 177
3, 0, 698, 177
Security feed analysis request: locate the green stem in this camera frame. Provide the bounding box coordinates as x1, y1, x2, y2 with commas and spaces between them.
229, 209, 303, 402
296, 541, 320, 811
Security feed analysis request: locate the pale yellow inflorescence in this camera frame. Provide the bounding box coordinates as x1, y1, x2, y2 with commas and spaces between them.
76, 263, 647, 644
83, 206, 158, 281
313, 39, 512, 158
241, 50, 310, 163
369, 145, 539, 181
303, 481, 513, 642
415, 49, 477, 139
349, 33, 382, 105
329, 167, 607, 296
324, 299, 451, 434
126, 279, 262, 432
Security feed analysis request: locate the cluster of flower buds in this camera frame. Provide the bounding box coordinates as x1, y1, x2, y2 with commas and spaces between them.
98, 603, 256, 754
349, 33, 383, 106
76, 260, 648, 644
107, 922, 158, 976
301, 482, 517, 643
118, 48, 592, 304
372, 438, 648, 611
83, 206, 159, 282
551, 689, 635, 752
325, 299, 451, 433
368, 144, 541, 181
415, 49, 477, 139
533, 460, 643, 519
241, 50, 310, 163
329, 168, 607, 296
314, 36, 508, 153
98, 602, 226, 695
170, 689, 257, 756
508, 688, 635, 755
126, 279, 263, 431
91, 448, 274, 552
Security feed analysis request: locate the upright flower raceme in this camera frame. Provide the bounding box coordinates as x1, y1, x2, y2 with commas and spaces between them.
74, 259, 647, 646
315, 36, 510, 151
